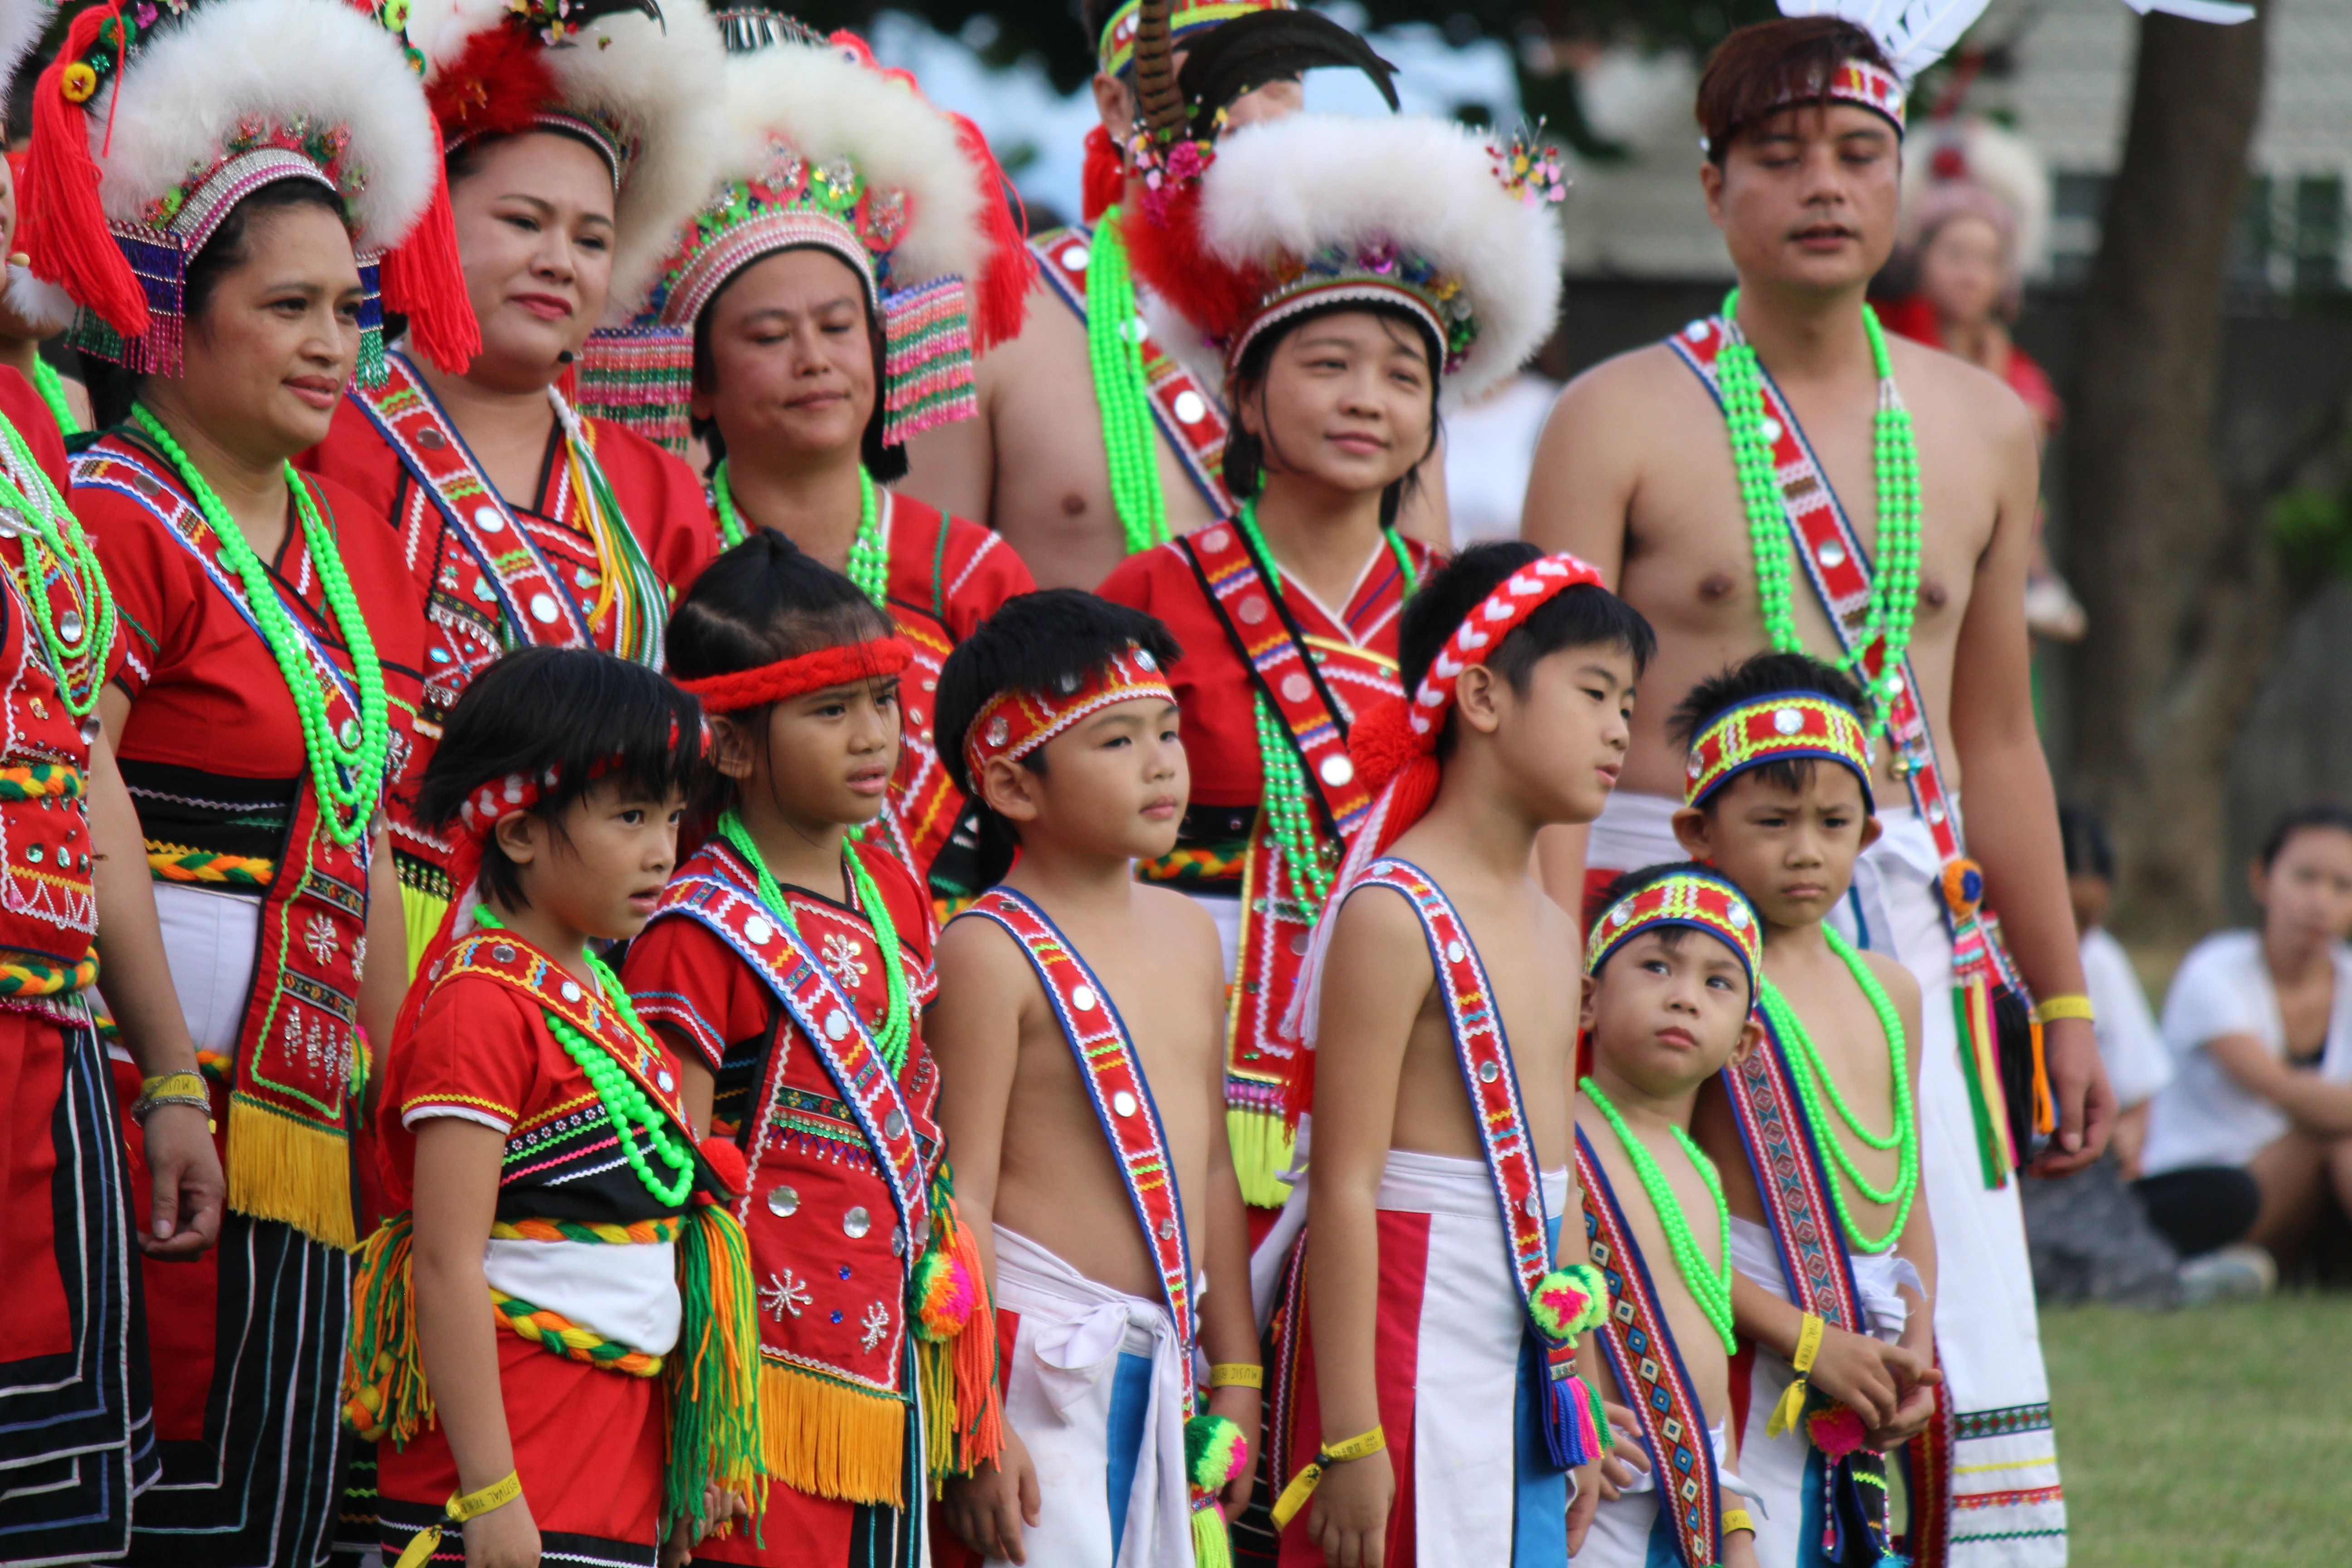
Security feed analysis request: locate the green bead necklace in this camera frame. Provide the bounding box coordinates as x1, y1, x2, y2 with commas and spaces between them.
1582, 1074, 1736, 1352
1231, 500, 1418, 919
475, 909, 696, 1205
714, 808, 912, 1074
30, 358, 79, 436
131, 405, 388, 846
712, 460, 888, 610
1086, 208, 1170, 556
1715, 288, 1921, 718
1758, 927, 1919, 1254
0, 409, 112, 717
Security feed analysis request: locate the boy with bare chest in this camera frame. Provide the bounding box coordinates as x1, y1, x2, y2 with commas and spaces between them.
1269, 544, 1650, 1568
929, 590, 1259, 1568
1672, 653, 1939, 1568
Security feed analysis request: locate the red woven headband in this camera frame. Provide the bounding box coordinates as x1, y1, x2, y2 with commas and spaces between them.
963, 644, 1175, 779
675, 638, 914, 715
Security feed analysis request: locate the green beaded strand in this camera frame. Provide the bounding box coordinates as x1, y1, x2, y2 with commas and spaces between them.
0, 409, 111, 716
476, 910, 696, 1205
715, 809, 912, 1074
30, 358, 78, 436
131, 405, 389, 846
1757, 927, 1919, 1254
1716, 289, 1921, 720
712, 461, 888, 610
1086, 209, 1170, 556
1582, 1074, 1736, 1352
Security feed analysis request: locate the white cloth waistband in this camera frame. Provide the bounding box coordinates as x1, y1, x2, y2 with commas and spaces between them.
482, 1235, 681, 1357
1377, 1146, 1572, 1218
1729, 1215, 1920, 1344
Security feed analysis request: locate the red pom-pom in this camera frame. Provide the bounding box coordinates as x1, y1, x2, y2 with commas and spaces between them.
1808, 1403, 1869, 1461
1347, 696, 1420, 796
20, 12, 145, 342
427, 26, 557, 147
379, 118, 481, 375
1117, 186, 1261, 355
698, 1135, 749, 1200
1082, 125, 1123, 222
948, 109, 1034, 352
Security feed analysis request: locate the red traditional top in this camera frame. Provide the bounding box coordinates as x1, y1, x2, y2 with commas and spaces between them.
0, 368, 115, 985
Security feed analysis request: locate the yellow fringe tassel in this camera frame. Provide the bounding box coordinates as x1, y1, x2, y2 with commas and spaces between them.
1227, 1106, 1295, 1211
756, 1358, 906, 1508
1193, 1496, 1235, 1568
227, 1093, 358, 1251
401, 883, 450, 985
343, 1214, 431, 1446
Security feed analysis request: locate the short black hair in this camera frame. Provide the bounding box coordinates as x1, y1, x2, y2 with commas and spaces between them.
2058, 803, 2114, 882
1222, 299, 1443, 530
1670, 651, 1870, 810
2258, 800, 2352, 872
1398, 541, 1655, 752
415, 647, 704, 908
686, 245, 908, 484
935, 588, 1184, 883
667, 530, 897, 813
1590, 859, 1756, 1000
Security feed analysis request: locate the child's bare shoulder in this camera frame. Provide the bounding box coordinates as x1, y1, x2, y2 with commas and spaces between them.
1855, 948, 1921, 1009
1131, 881, 1224, 971
931, 910, 1039, 1017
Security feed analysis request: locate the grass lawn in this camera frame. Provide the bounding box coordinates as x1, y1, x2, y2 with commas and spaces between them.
2040, 1292, 2351, 1566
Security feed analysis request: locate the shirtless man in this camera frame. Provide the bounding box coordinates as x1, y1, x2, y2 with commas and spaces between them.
930, 590, 1258, 1568
1521, 19, 2107, 1565
898, 0, 1441, 589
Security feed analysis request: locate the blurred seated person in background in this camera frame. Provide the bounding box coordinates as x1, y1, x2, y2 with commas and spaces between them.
2142, 802, 2352, 1279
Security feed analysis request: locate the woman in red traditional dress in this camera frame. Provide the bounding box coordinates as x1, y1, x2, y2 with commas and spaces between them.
598, 23, 1035, 910
20, 0, 453, 1558
300, 0, 727, 961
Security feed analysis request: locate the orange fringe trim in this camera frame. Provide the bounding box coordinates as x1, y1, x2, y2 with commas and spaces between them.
757, 1357, 906, 1508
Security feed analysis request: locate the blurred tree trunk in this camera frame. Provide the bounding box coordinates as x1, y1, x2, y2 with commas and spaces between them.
2065, 8, 2274, 944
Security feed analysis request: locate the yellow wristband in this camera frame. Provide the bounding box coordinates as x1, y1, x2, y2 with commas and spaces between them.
2031, 993, 2094, 1025
1790, 1312, 1825, 1376
1724, 1506, 1755, 1536
1269, 1424, 1385, 1531
139, 1070, 206, 1101
1208, 1362, 1264, 1390
449, 1471, 522, 1522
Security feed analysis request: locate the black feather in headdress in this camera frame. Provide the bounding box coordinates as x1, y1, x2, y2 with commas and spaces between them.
1175, 10, 1399, 139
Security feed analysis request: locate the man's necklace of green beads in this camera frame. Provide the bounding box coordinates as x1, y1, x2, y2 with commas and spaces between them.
0, 408, 111, 716
1087, 209, 1171, 557
475, 909, 696, 1205
715, 808, 912, 1075
1715, 288, 1921, 720
1231, 500, 1418, 918
1582, 1073, 1736, 1352
31, 358, 79, 436
712, 460, 888, 609
1759, 927, 1919, 1254
131, 405, 389, 846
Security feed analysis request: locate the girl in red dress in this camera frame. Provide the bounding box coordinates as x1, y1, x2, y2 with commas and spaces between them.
595, 27, 1036, 908
622, 533, 1002, 1567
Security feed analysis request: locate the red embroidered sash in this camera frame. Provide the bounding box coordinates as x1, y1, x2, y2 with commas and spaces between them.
1724, 1033, 1866, 1334
74, 445, 376, 1249
958, 888, 1199, 1413
1671, 317, 2042, 1185
1356, 859, 1590, 1453
1578, 1127, 1724, 1568
1032, 225, 1233, 512
1177, 520, 1399, 1192
656, 848, 931, 1250
348, 352, 593, 651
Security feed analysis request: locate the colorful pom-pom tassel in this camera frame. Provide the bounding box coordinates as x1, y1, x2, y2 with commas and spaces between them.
1185, 1412, 1250, 1493
1191, 1490, 1235, 1568
1529, 1263, 1609, 1343
1808, 1402, 1869, 1462
911, 1243, 978, 1343
1540, 1366, 1603, 1470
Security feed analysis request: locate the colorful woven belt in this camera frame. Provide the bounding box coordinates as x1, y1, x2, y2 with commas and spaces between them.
0, 762, 84, 801
1138, 840, 1250, 884
0, 946, 97, 996
488, 1215, 685, 1245
146, 840, 276, 887
488, 1287, 665, 1377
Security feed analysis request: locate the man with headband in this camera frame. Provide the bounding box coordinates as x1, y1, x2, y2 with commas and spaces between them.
1523, 16, 2103, 1560
928, 589, 1262, 1568
896, 0, 1446, 589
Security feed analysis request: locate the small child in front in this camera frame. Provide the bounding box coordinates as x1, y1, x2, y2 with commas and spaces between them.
1271, 542, 1651, 1568
349, 647, 760, 1568
927, 589, 1259, 1568
1671, 654, 1939, 1568
1575, 864, 1768, 1568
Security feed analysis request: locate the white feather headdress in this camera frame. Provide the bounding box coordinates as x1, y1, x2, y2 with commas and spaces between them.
0, 0, 49, 109
1779, 0, 2248, 91
403, 0, 726, 326
1125, 113, 1567, 409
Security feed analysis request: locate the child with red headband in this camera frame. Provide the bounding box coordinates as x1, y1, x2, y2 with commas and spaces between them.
1265, 541, 1650, 1568
1575, 863, 1769, 1568
619, 532, 1003, 1565
926, 589, 1260, 1568
1670, 652, 1937, 1568
348, 646, 762, 1568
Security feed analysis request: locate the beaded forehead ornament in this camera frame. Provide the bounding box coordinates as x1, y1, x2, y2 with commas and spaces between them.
1684, 690, 1875, 812
1585, 868, 1764, 995
962, 644, 1175, 778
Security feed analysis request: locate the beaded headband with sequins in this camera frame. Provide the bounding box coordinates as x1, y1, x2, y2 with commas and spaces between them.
673, 638, 914, 716
962, 644, 1175, 778
1762, 58, 1906, 136
585, 26, 1031, 455
1584, 867, 1764, 996
1684, 691, 1875, 812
